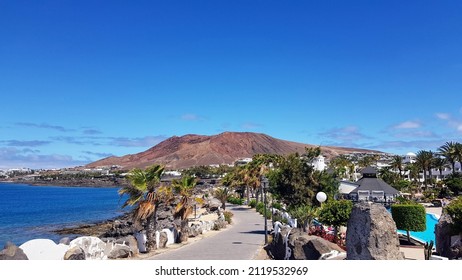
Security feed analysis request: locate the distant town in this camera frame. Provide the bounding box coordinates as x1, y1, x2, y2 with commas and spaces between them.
2, 150, 460, 188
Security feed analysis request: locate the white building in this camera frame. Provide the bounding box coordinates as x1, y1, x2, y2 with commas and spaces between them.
337, 180, 360, 199
312, 155, 327, 171
164, 170, 182, 177
234, 158, 253, 166
403, 152, 417, 164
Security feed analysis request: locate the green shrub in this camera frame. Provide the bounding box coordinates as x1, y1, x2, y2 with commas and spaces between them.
271, 201, 283, 210
396, 196, 416, 204
256, 205, 271, 218
256, 202, 265, 212
318, 200, 353, 231
272, 213, 288, 225
265, 208, 271, 219
289, 204, 318, 232
249, 199, 257, 208
227, 196, 244, 205
391, 204, 426, 243
445, 197, 462, 234
224, 211, 234, 224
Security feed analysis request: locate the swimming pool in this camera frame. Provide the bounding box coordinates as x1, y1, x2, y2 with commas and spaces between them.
397, 213, 439, 244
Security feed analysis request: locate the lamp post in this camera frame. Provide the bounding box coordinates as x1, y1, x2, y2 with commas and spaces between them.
316, 191, 327, 207
261, 176, 269, 244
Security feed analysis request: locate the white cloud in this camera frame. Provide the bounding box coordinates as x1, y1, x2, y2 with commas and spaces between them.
241, 122, 263, 130
393, 130, 439, 139
436, 113, 451, 120
181, 114, 205, 121
394, 121, 421, 129
109, 135, 167, 147
0, 140, 51, 147
319, 126, 373, 146
15, 122, 73, 132
435, 112, 462, 134
0, 147, 89, 169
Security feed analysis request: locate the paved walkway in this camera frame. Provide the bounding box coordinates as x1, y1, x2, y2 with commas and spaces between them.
149, 205, 266, 260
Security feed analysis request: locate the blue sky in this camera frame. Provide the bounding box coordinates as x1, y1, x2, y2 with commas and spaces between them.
1, 0, 461, 169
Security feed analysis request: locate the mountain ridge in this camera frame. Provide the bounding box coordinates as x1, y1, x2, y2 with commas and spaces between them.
86, 132, 382, 169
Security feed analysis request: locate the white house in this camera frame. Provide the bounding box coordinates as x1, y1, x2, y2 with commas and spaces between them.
403, 152, 416, 164
312, 155, 327, 171
234, 158, 253, 166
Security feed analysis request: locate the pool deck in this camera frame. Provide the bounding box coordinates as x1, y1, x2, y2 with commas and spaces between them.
424, 207, 442, 218
400, 207, 442, 260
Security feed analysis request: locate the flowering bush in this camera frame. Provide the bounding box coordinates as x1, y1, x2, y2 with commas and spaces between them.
309, 225, 346, 250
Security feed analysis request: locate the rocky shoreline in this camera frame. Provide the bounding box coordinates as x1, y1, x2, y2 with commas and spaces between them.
1, 177, 129, 188
52, 212, 133, 238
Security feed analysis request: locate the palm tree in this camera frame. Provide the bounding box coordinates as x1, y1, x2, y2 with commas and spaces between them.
241, 154, 278, 204
358, 155, 375, 170
118, 164, 171, 251
379, 166, 399, 186
416, 150, 434, 188
289, 204, 319, 232
438, 141, 459, 175
214, 187, 231, 210
329, 155, 350, 179
456, 143, 462, 173
433, 156, 448, 179
390, 155, 404, 179
406, 162, 421, 192
347, 162, 357, 181
172, 175, 197, 221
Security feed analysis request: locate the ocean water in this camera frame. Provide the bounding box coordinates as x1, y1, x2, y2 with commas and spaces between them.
0, 183, 127, 246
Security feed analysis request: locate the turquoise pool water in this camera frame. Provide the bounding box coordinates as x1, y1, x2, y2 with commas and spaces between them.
397, 213, 438, 244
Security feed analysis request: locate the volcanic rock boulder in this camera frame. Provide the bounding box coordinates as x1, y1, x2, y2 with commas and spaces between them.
64, 247, 86, 260
435, 212, 462, 259
346, 202, 403, 260
267, 227, 345, 260
116, 235, 139, 256
108, 244, 131, 259
291, 235, 345, 260
0, 242, 28, 260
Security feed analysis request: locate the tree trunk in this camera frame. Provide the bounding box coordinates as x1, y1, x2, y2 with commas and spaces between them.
428, 168, 433, 186
246, 185, 250, 204
407, 230, 411, 244
145, 208, 157, 252
179, 219, 189, 243
303, 220, 308, 233
423, 170, 428, 189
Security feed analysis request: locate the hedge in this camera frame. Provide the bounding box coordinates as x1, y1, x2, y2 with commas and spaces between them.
391, 204, 426, 233
227, 197, 244, 205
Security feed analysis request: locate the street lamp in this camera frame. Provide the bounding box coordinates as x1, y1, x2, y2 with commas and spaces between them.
316, 191, 327, 207
261, 176, 269, 244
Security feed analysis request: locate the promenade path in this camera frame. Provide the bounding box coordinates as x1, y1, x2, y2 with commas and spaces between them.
149, 204, 266, 260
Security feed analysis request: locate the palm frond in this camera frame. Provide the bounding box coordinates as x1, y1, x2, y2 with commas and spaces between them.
134, 201, 156, 222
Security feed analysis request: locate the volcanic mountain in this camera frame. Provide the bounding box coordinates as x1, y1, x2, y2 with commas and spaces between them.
87, 132, 381, 170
